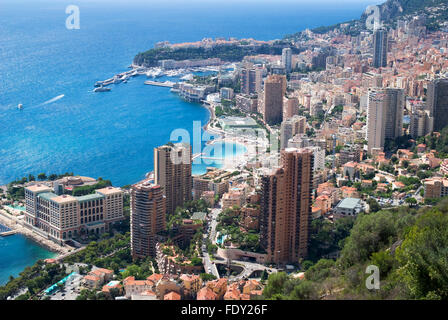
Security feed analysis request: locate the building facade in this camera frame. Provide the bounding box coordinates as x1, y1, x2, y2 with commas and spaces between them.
154, 143, 192, 215
263, 75, 286, 126
366, 88, 404, 153
24, 185, 124, 243
131, 180, 166, 258
260, 148, 314, 264
426, 79, 448, 132
373, 28, 388, 68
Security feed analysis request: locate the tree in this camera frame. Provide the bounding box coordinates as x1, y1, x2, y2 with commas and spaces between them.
200, 273, 217, 281
305, 259, 335, 282
396, 209, 448, 299
367, 198, 381, 213
37, 173, 47, 181
405, 197, 417, 207
263, 272, 288, 299
261, 269, 269, 281
289, 280, 319, 300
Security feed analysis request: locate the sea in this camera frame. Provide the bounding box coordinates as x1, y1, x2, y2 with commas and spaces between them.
0, 0, 377, 286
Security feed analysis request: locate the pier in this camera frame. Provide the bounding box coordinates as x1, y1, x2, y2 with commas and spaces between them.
0, 230, 18, 237
144, 80, 175, 88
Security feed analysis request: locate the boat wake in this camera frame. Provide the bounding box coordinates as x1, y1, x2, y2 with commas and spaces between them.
38, 94, 65, 106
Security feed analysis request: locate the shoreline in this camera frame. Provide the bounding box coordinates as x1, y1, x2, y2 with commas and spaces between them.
0, 209, 69, 256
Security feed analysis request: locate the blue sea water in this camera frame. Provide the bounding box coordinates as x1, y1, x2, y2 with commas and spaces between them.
0, 232, 56, 285
0, 0, 373, 286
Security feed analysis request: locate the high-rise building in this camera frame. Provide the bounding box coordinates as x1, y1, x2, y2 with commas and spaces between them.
282, 48, 292, 73
280, 115, 307, 149
131, 180, 166, 258
366, 88, 404, 153
373, 28, 388, 68
240, 65, 262, 95
426, 79, 448, 132
283, 97, 298, 119
409, 106, 433, 138
260, 148, 314, 264
154, 143, 192, 215
263, 75, 286, 125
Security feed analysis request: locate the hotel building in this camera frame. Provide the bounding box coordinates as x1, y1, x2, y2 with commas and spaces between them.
24, 184, 124, 244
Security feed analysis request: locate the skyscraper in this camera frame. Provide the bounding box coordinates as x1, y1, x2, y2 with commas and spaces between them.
263, 75, 286, 126
409, 104, 433, 138
366, 88, 404, 153
282, 48, 292, 73
260, 148, 314, 264
373, 28, 388, 68
426, 79, 448, 132
154, 143, 192, 215
280, 115, 307, 150
131, 180, 166, 258
240, 64, 262, 95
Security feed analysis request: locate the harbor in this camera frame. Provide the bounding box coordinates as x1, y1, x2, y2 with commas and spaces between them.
92, 64, 230, 92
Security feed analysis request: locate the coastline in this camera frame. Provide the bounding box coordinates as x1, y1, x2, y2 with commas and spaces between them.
0, 209, 68, 256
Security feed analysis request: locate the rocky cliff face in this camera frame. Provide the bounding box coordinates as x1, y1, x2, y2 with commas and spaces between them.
360, 0, 404, 23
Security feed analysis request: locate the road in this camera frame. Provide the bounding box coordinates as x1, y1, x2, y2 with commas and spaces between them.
201, 207, 221, 279
216, 258, 277, 281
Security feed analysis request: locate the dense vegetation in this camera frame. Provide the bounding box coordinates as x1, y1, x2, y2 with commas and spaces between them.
416, 126, 448, 158
216, 206, 263, 253
72, 178, 112, 196
262, 199, 448, 300
0, 261, 67, 300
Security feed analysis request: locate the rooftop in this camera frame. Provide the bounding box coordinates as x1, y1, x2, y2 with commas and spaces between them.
336, 198, 362, 210
191, 212, 207, 221
26, 184, 52, 193
96, 186, 122, 195
77, 193, 105, 202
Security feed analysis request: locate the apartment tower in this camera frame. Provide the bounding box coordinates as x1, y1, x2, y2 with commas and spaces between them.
366, 88, 404, 153
154, 143, 192, 215
373, 28, 388, 68
282, 48, 292, 73
426, 79, 448, 132
263, 75, 286, 126
260, 148, 314, 264
130, 180, 166, 258
240, 64, 262, 95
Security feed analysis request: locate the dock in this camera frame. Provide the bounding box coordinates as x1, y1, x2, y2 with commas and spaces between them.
144, 80, 175, 88
0, 230, 18, 237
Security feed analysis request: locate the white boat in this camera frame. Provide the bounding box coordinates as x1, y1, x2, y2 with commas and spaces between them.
94, 86, 111, 92
18, 103, 23, 110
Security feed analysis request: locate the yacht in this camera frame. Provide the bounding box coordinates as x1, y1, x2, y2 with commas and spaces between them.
93, 86, 111, 92
18, 103, 23, 110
